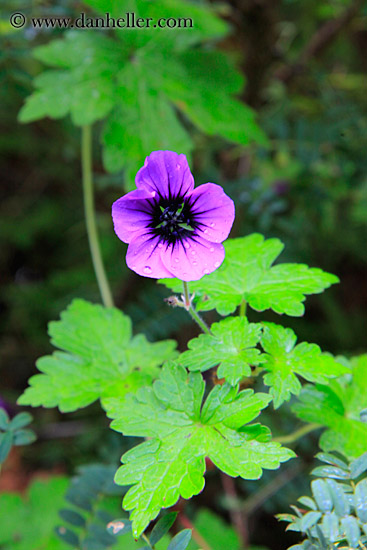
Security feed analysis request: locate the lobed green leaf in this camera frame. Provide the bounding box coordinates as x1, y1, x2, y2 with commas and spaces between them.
160, 235, 339, 317
18, 299, 176, 413
105, 362, 294, 537
180, 316, 264, 385
293, 354, 367, 458
260, 323, 347, 408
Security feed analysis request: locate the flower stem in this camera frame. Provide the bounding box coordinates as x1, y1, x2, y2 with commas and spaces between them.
81, 125, 114, 308
220, 472, 249, 548
141, 533, 152, 548
272, 423, 321, 445
239, 299, 247, 317
182, 281, 211, 334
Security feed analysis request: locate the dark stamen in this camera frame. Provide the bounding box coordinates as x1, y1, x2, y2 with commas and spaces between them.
150, 199, 196, 243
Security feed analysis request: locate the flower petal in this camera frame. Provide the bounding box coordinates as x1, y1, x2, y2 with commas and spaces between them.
189, 183, 235, 243
112, 188, 155, 244
135, 151, 194, 200
161, 235, 225, 281
126, 232, 174, 279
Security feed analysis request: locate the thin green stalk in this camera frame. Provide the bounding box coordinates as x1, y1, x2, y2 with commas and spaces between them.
273, 423, 320, 445
239, 299, 247, 317
182, 281, 211, 334
81, 125, 114, 308
141, 533, 153, 548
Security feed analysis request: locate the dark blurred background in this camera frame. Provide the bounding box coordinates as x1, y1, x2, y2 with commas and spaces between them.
1, 0, 367, 546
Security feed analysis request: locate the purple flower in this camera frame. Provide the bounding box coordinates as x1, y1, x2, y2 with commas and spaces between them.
112, 151, 235, 281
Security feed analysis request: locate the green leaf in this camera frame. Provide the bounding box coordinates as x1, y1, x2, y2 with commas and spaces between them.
293, 355, 367, 458
55, 526, 79, 547
8, 412, 33, 430
84, 0, 229, 50
102, 63, 193, 183
18, 299, 176, 412
315, 452, 349, 470
160, 235, 339, 317
298, 497, 317, 511
299, 511, 322, 532
0, 431, 13, 463
55, 465, 129, 549
340, 516, 360, 548
105, 363, 294, 537
192, 508, 240, 550
18, 71, 73, 123
0, 476, 69, 550
13, 429, 37, 446
157, 52, 267, 147
350, 451, 367, 479
315, 525, 328, 549
321, 511, 340, 543
167, 529, 191, 550
85, 523, 116, 547
19, 7, 265, 179
59, 509, 86, 528
0, 408, 9, 430
180, 317, 263, 384
325, 479, 350, 517
149, 512, 177, 546
355, 480, 367, 523
260, 323, 347, 408
311, 466, 349, 480
18, 32, 123, 126
311, 480, 333, 512
33, 30, 123, 69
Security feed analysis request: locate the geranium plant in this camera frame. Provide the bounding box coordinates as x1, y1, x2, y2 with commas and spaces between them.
6, 2, 366, 547
16, 149, 367, 548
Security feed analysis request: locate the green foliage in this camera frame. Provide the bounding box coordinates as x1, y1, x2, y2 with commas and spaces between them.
166, 530, 191, 550
18, 0, 266, 186
179, 316, 264, 384
105, 362, 294, 537
149, 513, 177, 547
0, 408, 36, 463
55, 464, 130, 550
18, 32, 121, 126
108, 508, 241, 550
18, 299, 176, 412
160, 234, 339, 316
292, 355, 367, 458
179, 319, 345, 402
108, 512, 189, 550
260, 323, 347, 409
277, 451, 367, 550
0, 476, 70, 550
187, 508, 240, 550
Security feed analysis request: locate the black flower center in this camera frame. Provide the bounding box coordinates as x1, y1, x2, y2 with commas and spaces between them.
150, 199, 196, 244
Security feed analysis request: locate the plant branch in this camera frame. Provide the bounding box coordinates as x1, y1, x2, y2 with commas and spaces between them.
220, 472, 249, 549
141, 533, 153, 548
272, 423, 321, 445
182, 281, 211, 335
239, 299, 247, 317
81, 125, 114, 308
